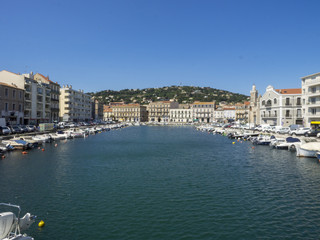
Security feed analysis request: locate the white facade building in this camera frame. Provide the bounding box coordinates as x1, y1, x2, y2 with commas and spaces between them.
301, 72, 320, 127
59, 85, 92, 122
169, 108, 192, 123
260, 85, 302, 127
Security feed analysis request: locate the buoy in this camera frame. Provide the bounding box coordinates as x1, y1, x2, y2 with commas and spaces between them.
22, 151, 28, 154
42, 148, 45, 151
232, 142, 235, 144
38, 147, 40, 149
252, 146, 255, 149
38, 220, 45, 228
55, 144, 58, 147
1, 155, 5, 159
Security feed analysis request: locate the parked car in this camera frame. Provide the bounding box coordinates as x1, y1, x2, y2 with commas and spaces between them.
9, 125, 23, 134
19, 125, 28, 133
304, 129, 320, 137
26, 125, 36, 132
290, 127, 311, 136
277, 127, 290, 134
0, 126, 11, 135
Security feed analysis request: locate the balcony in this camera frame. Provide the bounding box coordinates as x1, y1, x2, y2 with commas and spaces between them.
285, 114, 292, 119
261, 114, 277, 118
285, 103, 292, 106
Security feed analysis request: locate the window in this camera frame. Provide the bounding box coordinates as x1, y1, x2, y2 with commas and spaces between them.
286, 110, 290, 117
12, 90, 15, 98
262, 100, 265, 106
19, 104, 22, 112
5, 88, 8, 97
297, 98, 301, 105
12, 104, 15, 110
19, 91, 22, 99
274, 98, 277, 104
286, 98, 290, 105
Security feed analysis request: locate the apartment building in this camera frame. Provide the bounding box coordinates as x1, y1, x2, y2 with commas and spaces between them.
148, 101, 179, 122
34, 73, 60, 123
0, 82, 24, 125
169, 104, 192, 123
59, 85, 92, 122
192, 101, 215, 123
112, 104, 147, 122
260, 85, 302, 127
223, 106, 236, 121
301, 72, 320, 127
0, 70, 51, 125
214, 107, 224, 123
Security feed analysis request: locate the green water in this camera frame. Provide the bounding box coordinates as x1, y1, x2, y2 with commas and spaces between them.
1, 126, 320, 239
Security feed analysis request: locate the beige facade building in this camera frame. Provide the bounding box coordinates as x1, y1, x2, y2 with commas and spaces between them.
235, 102, 250, 123
148, 101, 179, 122
260, 85, 302, 127
0, 70, 51, 125
112, 104, 147, 122
34, 73, 60, 123
59, 85, 92, 122
0, 82, 24, 125
192, 101, 215, 123
103, 105, 113, 122
301, 72, 320, 127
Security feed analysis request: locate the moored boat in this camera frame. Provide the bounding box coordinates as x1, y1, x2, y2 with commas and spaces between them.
296, 142, 320, 158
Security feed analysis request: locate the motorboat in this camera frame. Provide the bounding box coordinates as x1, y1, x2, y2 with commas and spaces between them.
11, 137, 40, 148
270, 137, 287, 149
252, 135, 275, 145
32, 134, 52, 143
296, 142, 320, 158
1, 140, 31, 150
0, 203, 35, 240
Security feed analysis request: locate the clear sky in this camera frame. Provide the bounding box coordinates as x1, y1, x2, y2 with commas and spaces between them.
1, 0, 320, 95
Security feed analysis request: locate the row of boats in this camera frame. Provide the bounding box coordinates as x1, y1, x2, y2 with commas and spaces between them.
0, 124, 128, 157
197, 125, 320, 159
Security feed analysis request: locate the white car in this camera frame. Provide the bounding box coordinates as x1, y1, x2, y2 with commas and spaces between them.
290, 127, 311, 136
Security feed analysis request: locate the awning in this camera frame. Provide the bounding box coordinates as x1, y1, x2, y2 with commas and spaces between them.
311, 121, 320, 124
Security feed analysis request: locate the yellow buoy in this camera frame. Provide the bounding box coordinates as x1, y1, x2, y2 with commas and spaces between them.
38, 220, 45, 228
232, 142, 235, 144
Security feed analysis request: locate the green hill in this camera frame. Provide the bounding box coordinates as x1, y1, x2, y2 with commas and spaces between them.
88, 86, 249, 105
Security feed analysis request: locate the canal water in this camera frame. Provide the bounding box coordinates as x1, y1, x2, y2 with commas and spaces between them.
1, 126, 320, 239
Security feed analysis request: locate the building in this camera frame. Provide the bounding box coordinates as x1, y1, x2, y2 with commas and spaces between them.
103, 105, 113, 122
169, 104, 192, 123
235, 102, 250, 123
260, 85, 302, 127
214, 107, 224, 123
59, 85, 92, 122
112, 104, 147, 122
192, 101, 216, 123
223, 106, 236, 121
148, 101, 179, 122
301, 72, 320, 128
248, 84, 261, 127
34, 73, 60, 123
0, 82, 24, 125
0, 70, 51, 125
91, 98, 104, 121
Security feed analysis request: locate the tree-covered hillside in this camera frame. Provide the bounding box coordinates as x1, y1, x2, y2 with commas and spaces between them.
88, 86, 249, 105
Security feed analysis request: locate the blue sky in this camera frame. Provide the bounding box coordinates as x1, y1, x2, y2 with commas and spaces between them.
1, 0, 320, 96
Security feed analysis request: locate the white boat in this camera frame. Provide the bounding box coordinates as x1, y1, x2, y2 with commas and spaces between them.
296, 142, 320, 157
0, 203, 35, 240
49, 133, 67, 140
32, 134, 52, 143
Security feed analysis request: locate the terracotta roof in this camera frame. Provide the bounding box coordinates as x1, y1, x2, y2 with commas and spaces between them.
275, 88, 301, 94
37, 73, 57, 84
244, 101, 250, 105
223, 107, 236, 110
193, 101, 215, 105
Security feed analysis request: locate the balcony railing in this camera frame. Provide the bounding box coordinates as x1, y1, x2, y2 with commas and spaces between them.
261, 114, 277, 118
